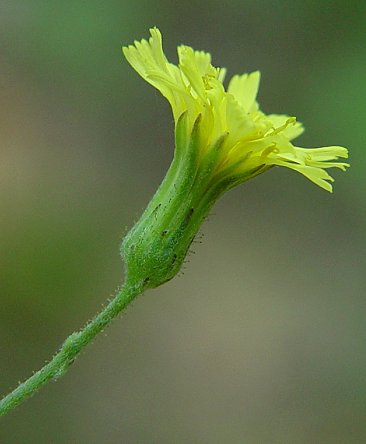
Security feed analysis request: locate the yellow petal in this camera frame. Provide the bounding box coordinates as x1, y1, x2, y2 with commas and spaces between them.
268, 114, 304, 140
228, 71, 261, 113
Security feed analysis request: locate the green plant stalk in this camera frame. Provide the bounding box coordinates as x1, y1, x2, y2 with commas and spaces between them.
0, 281, 144, 417
0, 115, 204, 417
0, 114, 197, 417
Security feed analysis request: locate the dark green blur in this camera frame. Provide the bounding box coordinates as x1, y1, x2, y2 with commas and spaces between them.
1, 1, 365, 442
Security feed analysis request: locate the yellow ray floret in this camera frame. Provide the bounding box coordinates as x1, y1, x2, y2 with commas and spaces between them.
123, 27, 349, 192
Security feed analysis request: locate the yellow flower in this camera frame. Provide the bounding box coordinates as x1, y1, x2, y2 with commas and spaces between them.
123, 27, 348, 193
121, 28, 349, 289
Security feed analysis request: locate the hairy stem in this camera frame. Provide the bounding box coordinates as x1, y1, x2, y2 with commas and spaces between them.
0, 280, 143, 417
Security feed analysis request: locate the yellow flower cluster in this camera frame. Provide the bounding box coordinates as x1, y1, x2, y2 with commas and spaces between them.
123, 28, 348, 192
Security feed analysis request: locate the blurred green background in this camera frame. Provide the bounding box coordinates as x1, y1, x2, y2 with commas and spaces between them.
1, 1, 365, 442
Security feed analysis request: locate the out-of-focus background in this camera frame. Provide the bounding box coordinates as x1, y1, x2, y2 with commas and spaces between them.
1, 1, 365, 442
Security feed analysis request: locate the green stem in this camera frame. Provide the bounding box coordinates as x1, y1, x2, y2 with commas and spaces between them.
0, 280, 143, 417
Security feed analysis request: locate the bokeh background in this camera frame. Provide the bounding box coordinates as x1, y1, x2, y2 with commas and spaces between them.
1, 1, 365, 442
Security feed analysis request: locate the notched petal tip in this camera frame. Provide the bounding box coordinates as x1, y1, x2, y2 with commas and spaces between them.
149, 26, 161, 35
227, 70, 261, 114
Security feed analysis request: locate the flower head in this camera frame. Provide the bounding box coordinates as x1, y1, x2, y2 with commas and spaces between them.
121, 28, 349, 289
123, 27, 348, 193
